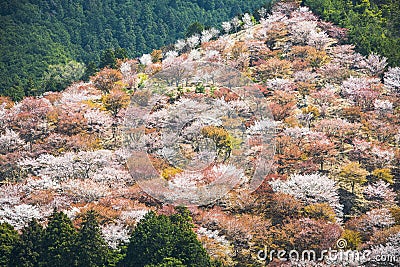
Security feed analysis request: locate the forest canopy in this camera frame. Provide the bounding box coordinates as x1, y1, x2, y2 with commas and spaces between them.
0, 0, 270, 99
303, 0, 400, 66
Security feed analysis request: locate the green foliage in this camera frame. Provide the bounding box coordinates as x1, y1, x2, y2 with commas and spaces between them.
145, 257, 186, 267
82, 62, 99, 82
76, 211, 110, 267
4, 211, 133, 267
9, 219, 43, 267
195, 83, 206, 93
99, 48, 128, 69
340, 229, 362, 250
6, 83, 25, 102
41, 211, 78, 267
371, 168, 394, 184
42, 60, 85, 92
185, 22, 204, 38
120, 207, 211, 267
339, 162, 369, 193
0, 222, 20, 267
303, 0, 400, 66
0, 0, 269, 99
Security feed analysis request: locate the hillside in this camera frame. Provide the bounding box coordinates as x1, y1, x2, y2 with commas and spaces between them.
1, 0, 400, 266
304, 0, 400, 66
0, 0, 270, 100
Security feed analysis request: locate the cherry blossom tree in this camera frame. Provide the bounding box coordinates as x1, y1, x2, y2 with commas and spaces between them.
139, 54, 152, 66
329, 45, 364, 69
271, 217, 342, 254
270, 173, 343, 218
174, 39, 186, 52
221, 21, 232, 34
56, 109, 88, 136
91, 68, 123, 94
20, 150, 114, 181
374, 99, 393, 115
187, 34, 200, 49
6, 97, 54, 149
242, 13, 253, 29
310, 85, 337, 117
60, 179, 111, 202
302, 131, 337, 171
368, 232, 400, 266
364, 180, 396, 209
290, 21, 318, 45
0, 128, 25, 154
360, 53, 387, 77
370, 146, 395, 169
231, 17, 241, 33
258, 7, 267, 21
84, 108, 113, 135
314, 118, 361, 148
101, 223, 131, 249
201, 30, 213, 44
0, 204, 46, 230
341, 76, 382, 110
318, 21, 348, 41
384, 67, 400, 95
307, 30, 333, 50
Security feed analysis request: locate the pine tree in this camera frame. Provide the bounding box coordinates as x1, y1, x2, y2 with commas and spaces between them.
99, 48, 117, 69
145, 257, 186, 267
0, 222, 19, 267
9, 219, 43, 267
41, 211, 77, 267
82, 61, 98, 82
120, 207, 211, 267
76, 210, 109, 267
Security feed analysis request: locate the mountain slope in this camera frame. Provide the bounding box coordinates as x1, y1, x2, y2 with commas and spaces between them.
0, 0, 271, 98
0, 0, 399, 266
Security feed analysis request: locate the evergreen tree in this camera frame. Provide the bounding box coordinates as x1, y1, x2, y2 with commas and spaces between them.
114, 48, 128, 61
76, 210, 109, 267
1, 0, 270, 97
0, 222, 19, 267
9, 219, 43, 267
41, 211, 77, 267
82, 61, 98, 82
99, 48, 117, 69
145, 257, 186, 267
120, 207, 211, 267
6, 82, 25, 102
185, 22, 204, 38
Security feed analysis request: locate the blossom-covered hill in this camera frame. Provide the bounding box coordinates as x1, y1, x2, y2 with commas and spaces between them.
1, 0, 399, 266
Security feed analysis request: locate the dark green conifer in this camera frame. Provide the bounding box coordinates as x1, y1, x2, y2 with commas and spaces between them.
41, 211, 77, 267
9, 219, 43, 267
0, 222, 19, 267
76, 210, 109, 267
120, 207, 210, 267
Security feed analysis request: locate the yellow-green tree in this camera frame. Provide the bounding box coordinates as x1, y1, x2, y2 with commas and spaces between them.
102, 88, 130, 144
371, 168, 394, 184
339, 162, 369, 193
200, 126, 233, 161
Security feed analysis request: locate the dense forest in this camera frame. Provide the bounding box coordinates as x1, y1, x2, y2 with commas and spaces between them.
1, 207, 216, 267
303, 0, 400, 66
0, 0, 271, 99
